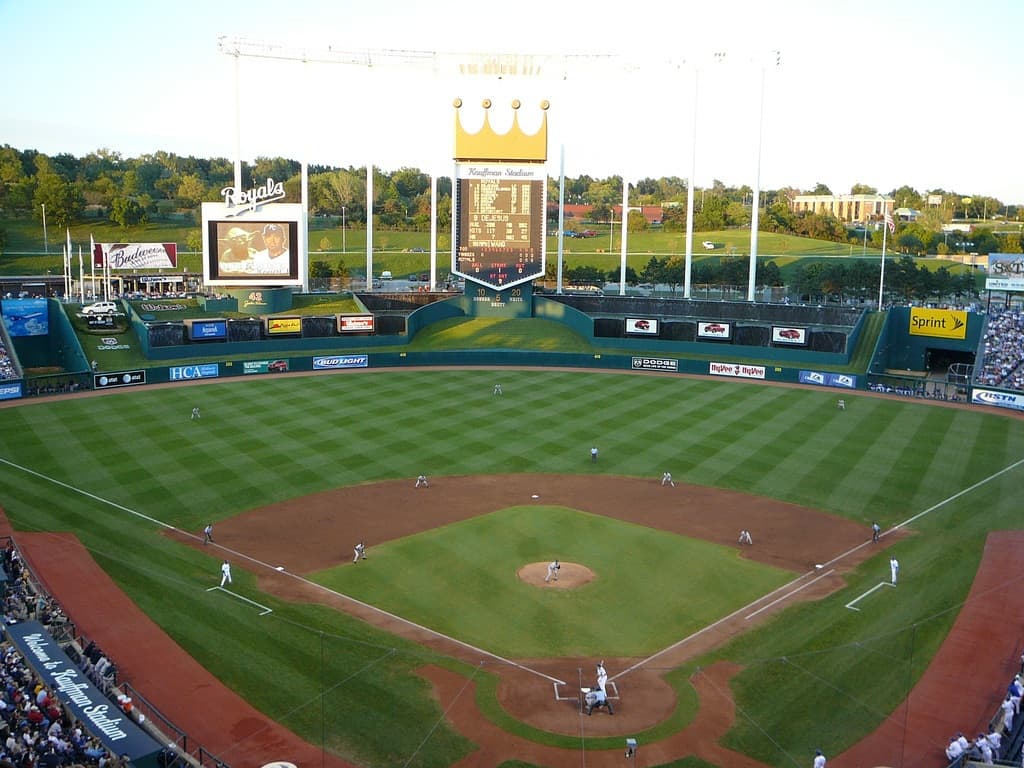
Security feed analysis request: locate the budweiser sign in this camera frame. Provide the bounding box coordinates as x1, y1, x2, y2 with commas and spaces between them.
94, 243, 177, 270
220, 178, 286, 216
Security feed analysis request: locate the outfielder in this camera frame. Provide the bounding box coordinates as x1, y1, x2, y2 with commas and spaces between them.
890, 556, 899, 585
191, 406, 201, 420
493, 383, 502, 395
545, 560, 560, 583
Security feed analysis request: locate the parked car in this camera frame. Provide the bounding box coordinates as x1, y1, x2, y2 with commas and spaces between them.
702, 241, 716, 250
80, 301, 119, 316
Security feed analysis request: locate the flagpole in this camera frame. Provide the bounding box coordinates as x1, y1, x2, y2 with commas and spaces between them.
90, 235, 96, 300
65, 229, 73, 300
78, 246, 84, 304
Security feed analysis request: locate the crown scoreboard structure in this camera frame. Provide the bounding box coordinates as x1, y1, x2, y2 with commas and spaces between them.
452, 99, 549, 309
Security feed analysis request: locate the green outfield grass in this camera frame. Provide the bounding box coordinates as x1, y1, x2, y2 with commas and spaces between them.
313, 505, 791, 658
0, 370, 1022, 767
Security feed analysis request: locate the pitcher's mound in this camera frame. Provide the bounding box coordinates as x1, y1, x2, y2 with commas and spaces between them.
518, 562, 595, 589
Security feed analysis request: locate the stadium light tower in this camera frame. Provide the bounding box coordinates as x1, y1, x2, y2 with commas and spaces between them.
747, 49, 780, 303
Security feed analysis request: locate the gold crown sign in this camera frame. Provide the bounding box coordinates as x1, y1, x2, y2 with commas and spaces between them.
453, 98, 549, 162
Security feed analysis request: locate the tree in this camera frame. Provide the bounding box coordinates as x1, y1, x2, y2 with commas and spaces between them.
850, 183, 877, 195
110, 196, 146, 228
810, 182, 832, 195
33, 159, 82, 229
176, 174, 206, 209
626, 209, 647, 233
309, 261, 333, 279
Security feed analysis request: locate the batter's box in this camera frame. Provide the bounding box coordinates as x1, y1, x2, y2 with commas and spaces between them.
552, 680, 619, 701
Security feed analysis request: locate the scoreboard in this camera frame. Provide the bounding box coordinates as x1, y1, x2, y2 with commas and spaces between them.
453, 163, 546, 291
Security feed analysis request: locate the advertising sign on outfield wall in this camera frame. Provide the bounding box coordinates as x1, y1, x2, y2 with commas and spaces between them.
169, 364, 220, 381
972, 388, 1024, 411
709, 361, 766, 379
799, 371, 858, 388
313, 355, 369, 370
93, 371, 146, 389
0, 382, 23, 400
631, 356, 678, 372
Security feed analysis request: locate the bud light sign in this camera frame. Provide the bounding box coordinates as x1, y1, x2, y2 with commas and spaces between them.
313, 355, 369, 370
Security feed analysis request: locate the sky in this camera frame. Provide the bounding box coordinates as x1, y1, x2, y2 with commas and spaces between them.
2, 0, 1022, 205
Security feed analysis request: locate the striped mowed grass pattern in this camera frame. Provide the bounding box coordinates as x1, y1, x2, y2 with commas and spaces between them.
0, 369, 1022, 766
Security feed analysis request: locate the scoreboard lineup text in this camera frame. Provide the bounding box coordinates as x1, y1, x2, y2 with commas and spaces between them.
453, 165, 546, 290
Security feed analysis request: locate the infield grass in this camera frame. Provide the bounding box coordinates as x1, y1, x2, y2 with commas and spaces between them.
1, 370, 1022, 766
313, 505, 791, 658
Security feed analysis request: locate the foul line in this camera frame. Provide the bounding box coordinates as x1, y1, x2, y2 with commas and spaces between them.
0, 456, 566, 686
617, 456, 1024, 681
7, 453, 1024, 689
845, 581, 895, 612
206, 585, 273, 615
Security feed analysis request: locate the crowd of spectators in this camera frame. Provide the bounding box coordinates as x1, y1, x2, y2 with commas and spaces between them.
0, 342, 15, 381
978, 308, 1024, 391
944, 666, 1024, 766
0, 544, 133, 768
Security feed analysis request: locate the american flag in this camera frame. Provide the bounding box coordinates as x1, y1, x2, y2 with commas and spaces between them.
884, 212, 896, 234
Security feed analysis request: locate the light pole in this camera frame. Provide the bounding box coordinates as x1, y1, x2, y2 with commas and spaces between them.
748, 49, 780, 302
341, 206, 347, 253
41, 204, 48, 254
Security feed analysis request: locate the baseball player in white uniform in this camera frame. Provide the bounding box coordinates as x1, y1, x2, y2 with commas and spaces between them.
353, 542, 366, 563
890, 557, 899, 585
661, 472, 675, 487
596, 660, 607, 692
203, 523, 213, 544
220, 560, 232, 586
738, 530, 753, 545
415, 474, 429, 488
545, 560, 560, 582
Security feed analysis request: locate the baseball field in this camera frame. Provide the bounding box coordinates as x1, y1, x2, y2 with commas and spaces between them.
0, 368, 1022, 768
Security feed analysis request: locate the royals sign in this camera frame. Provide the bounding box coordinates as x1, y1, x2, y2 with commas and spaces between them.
220, 178, 286, 216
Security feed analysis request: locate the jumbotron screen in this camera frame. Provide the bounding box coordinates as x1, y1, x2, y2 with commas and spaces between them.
205, 220, 300, 284
453, 164, 546, 290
